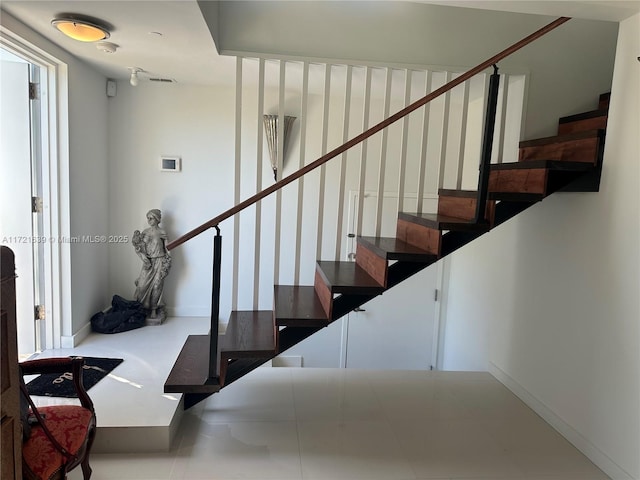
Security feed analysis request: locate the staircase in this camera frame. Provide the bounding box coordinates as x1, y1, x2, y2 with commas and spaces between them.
165, 91, 608, 409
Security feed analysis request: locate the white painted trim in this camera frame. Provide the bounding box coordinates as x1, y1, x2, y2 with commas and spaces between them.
222, 49, 529, 77
254, 58, 265, 309
397, 68, 412, 214
315, 64, 332, 259
273, 61, 286, 283
375, 67, 392, 238
480, 72, 491, 164
60, 320, 91, 348
232, 57, 242, 310
294, 61, 309, 285
435, 255, 451, 370
55, 63, 70, 349
416, 71, 432, 214
455, 79, 470, 189
334, 65, 353, 261
0, 24, 69, 351
495, 73, 509, 164
489, 362, 635, 480
277, 61, 286, 182
166, 306, 210, 317
356, 67, 372, 237
437, 71, 452, 190
518, 72, 531, 142
339, 316, 349, 368
430, 260, 445, 370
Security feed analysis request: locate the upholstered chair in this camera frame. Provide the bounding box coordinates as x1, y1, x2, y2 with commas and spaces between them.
20, 357, 97, 480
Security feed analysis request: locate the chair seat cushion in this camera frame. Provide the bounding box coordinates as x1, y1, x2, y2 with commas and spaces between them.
23, 405, 93, 480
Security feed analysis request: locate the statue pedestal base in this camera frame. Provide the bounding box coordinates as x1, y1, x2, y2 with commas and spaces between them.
145, 306, 167, 326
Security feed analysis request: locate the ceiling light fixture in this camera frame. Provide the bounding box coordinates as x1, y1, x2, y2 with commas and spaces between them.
51, 14, 111, 42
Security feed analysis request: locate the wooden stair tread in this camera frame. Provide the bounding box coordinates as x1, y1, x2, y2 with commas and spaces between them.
559, 109, 608, 124
164, 335, 220, 394
274, 285, 329, 327
316, 261, 385, 294
490, 160, 596, 171
437, 189, 496, 225
518, 129, 602, 147
397, 212, 491, 232
357, 236, 438, 263
221, 311, 275, 359
518, 129, 605, 164
489, 160, 598, 197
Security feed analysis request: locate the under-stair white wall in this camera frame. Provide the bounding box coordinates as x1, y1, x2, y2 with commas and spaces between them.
441, 13, 639, 480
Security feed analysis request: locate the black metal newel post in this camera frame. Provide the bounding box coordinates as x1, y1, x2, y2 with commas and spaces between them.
474, 64, 501, 223
209, 226, 222, 380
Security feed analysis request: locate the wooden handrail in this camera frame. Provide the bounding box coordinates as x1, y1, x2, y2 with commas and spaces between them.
168, 16, 570, 251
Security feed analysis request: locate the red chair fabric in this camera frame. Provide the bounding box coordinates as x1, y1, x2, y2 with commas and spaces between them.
20, 357, 97, 480
22, 406, 94, 479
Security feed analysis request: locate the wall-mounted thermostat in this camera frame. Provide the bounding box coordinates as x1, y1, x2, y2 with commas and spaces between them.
161, 155, 181, 172
106, 79, 117, 97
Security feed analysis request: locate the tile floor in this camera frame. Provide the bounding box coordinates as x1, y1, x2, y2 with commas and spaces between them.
38, 318, 609, 480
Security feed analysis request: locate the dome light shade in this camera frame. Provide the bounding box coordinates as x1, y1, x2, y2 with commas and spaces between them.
51, 16, 110, 42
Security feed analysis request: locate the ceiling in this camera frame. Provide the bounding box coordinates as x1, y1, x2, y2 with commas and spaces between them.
1, 0, 235, 86
1, 0, 639, 87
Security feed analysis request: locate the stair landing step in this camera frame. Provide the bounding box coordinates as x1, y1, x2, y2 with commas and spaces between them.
316, 261, 385, 295
397, 212, 491, 233
164, 335, 220, 394
357, 236, 437, 263
274, 285, 329, 327
221, 311, 275, 359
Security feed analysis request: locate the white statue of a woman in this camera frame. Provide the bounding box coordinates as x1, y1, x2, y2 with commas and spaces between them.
132, 209, 171, 321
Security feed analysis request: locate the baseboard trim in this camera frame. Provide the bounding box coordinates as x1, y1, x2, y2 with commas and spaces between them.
61, 321, 91, 348
166, 306, 210, 317
489, 362, 635, 480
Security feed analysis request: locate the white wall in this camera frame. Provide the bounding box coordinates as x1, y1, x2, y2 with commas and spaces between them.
107, 83, 236, 316
0, 12, 110, 339
216, 1, 618, 139
106, 61, 522, 323
66, 59, 110, 336
442, 12, 640, 479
